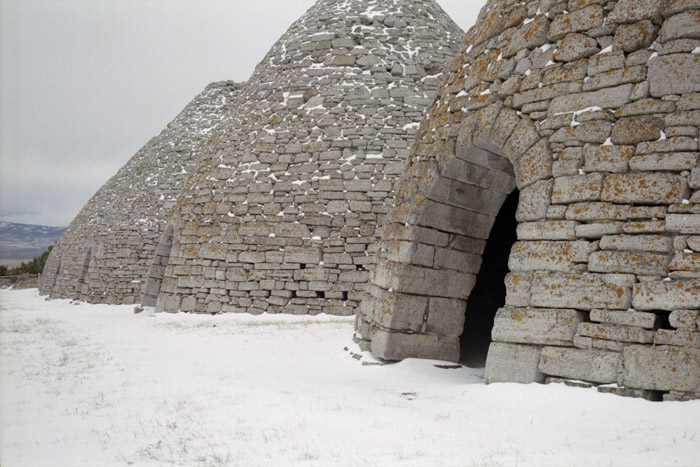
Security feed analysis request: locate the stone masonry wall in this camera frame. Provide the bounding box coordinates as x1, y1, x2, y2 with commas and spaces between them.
356, 0, 700, 400
40, 81, 244, 303
155, 0, 464, 315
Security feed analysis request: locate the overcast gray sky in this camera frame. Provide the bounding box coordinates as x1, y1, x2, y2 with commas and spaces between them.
0, 0, 484, 227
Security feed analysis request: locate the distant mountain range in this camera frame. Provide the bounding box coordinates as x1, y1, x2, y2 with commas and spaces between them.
0, 221, 66, 259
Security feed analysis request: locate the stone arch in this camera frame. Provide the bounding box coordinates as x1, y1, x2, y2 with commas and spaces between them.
357, 103, 552, 364
141, 225, 175, 307
73, 248, 92, 301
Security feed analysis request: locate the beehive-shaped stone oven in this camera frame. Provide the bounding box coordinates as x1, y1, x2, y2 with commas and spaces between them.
152, 0, 463, 314
40, 81, 244, 303
355, 0, 700, 400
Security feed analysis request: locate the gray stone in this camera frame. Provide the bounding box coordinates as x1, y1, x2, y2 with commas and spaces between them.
370, 329, 459, 362
554, 33, 600, 62
654, 329, 700, 347
539, 346, 622, 384
530, 273, 633, 310
649, 54, 700, 97
485, 343, 546, 384
548, 84, 634, 116
578, 322, 657, 344
590, 308, 660, 328
548, 5, 604, 41
661, 10, 700, 41
599, 234, 672, 252
633, 279, 700, 310
491, 306, 586, 345
669, 309, 700, 329
608, 0, 665, 24
622, 345, 700, 391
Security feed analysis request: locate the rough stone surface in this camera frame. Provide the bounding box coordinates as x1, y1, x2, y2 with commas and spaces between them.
622, 345, 700, 392
484, 343, 545, 384
539, 347, 622, 384
491, 306, 585, 346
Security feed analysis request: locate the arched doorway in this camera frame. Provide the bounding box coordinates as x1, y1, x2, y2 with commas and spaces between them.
358, 104, 552, 365
460, 189, 519, 367
141, 225, 174, 307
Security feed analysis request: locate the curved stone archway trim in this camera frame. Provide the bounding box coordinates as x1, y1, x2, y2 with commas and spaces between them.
357, 104, 551, 364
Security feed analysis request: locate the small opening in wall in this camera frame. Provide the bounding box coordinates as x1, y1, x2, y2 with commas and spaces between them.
299, 263, 307, 270
460, 189, 519, 368
316, 291, 326, 299
342, 291, 348, 301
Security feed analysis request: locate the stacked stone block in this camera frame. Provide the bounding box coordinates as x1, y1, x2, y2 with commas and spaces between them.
40, 81, 244, 303
154, 0, 463, 315
357, 0, 700, 399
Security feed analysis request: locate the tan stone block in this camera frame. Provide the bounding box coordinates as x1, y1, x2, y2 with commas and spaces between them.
508, 240, 592, 272
589, 250, 670, 275
492, 306, 585, 345
601, 173, 689, 205
552, 173, 603, 204
590, 308, 660, 328
633, 279, 700, 310
578, 322, 656, 344
654, 329, 700, 348
622, 345, 700, 392
530, 273, 632, 310
540, 346, 621, 384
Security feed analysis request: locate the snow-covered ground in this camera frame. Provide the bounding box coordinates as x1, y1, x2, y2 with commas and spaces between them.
1, 289, 698, 467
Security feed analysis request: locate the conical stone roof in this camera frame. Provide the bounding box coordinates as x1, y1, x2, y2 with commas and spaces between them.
155, 0, 464, 314
40, 81, 244, 303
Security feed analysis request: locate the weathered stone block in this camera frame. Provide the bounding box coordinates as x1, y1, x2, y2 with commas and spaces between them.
661, 10, 700, 41
485, 342, 545, 384
654, 329, 700, 348
601, 173, 688, 205
548, 84, 633, 116
573, 335, 625, 352
370, 329, 459, 362
516, 221, 577, 240
531, 273, 633, 310
554, 33, 599, 62
649, 53, 700, 97
576, 222, 624, 238
633, 279, 700, 310
589, 250, 670, 275
666, 214, 700, 233
515, 139, 553, 188
284, 247, 322, 264
583, 66, 647, 93
670, 309, 700, 329
599, 234, 672, 252
578, 322, 656, 344
548, 5, 604, 40
552, 173, 603, 204
516, 180, 553, 222
417, 199, 494, 239
492, 306, 585, 345
614, 20, 658, 52
509, 240, 592, 272
608, 0, 665, 24
629, 152, 698, 171
426, 297, 466, 337
611, 117, 661, 145
670, 251, 700, 271
503, 14, 550, 57
590, 308, 660, 328
505, 272, 532, 307
539, 347, 621, 384
622, 345, 700, 391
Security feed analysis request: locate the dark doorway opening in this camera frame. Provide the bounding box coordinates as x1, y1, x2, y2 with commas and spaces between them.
460, 189, 519, 367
